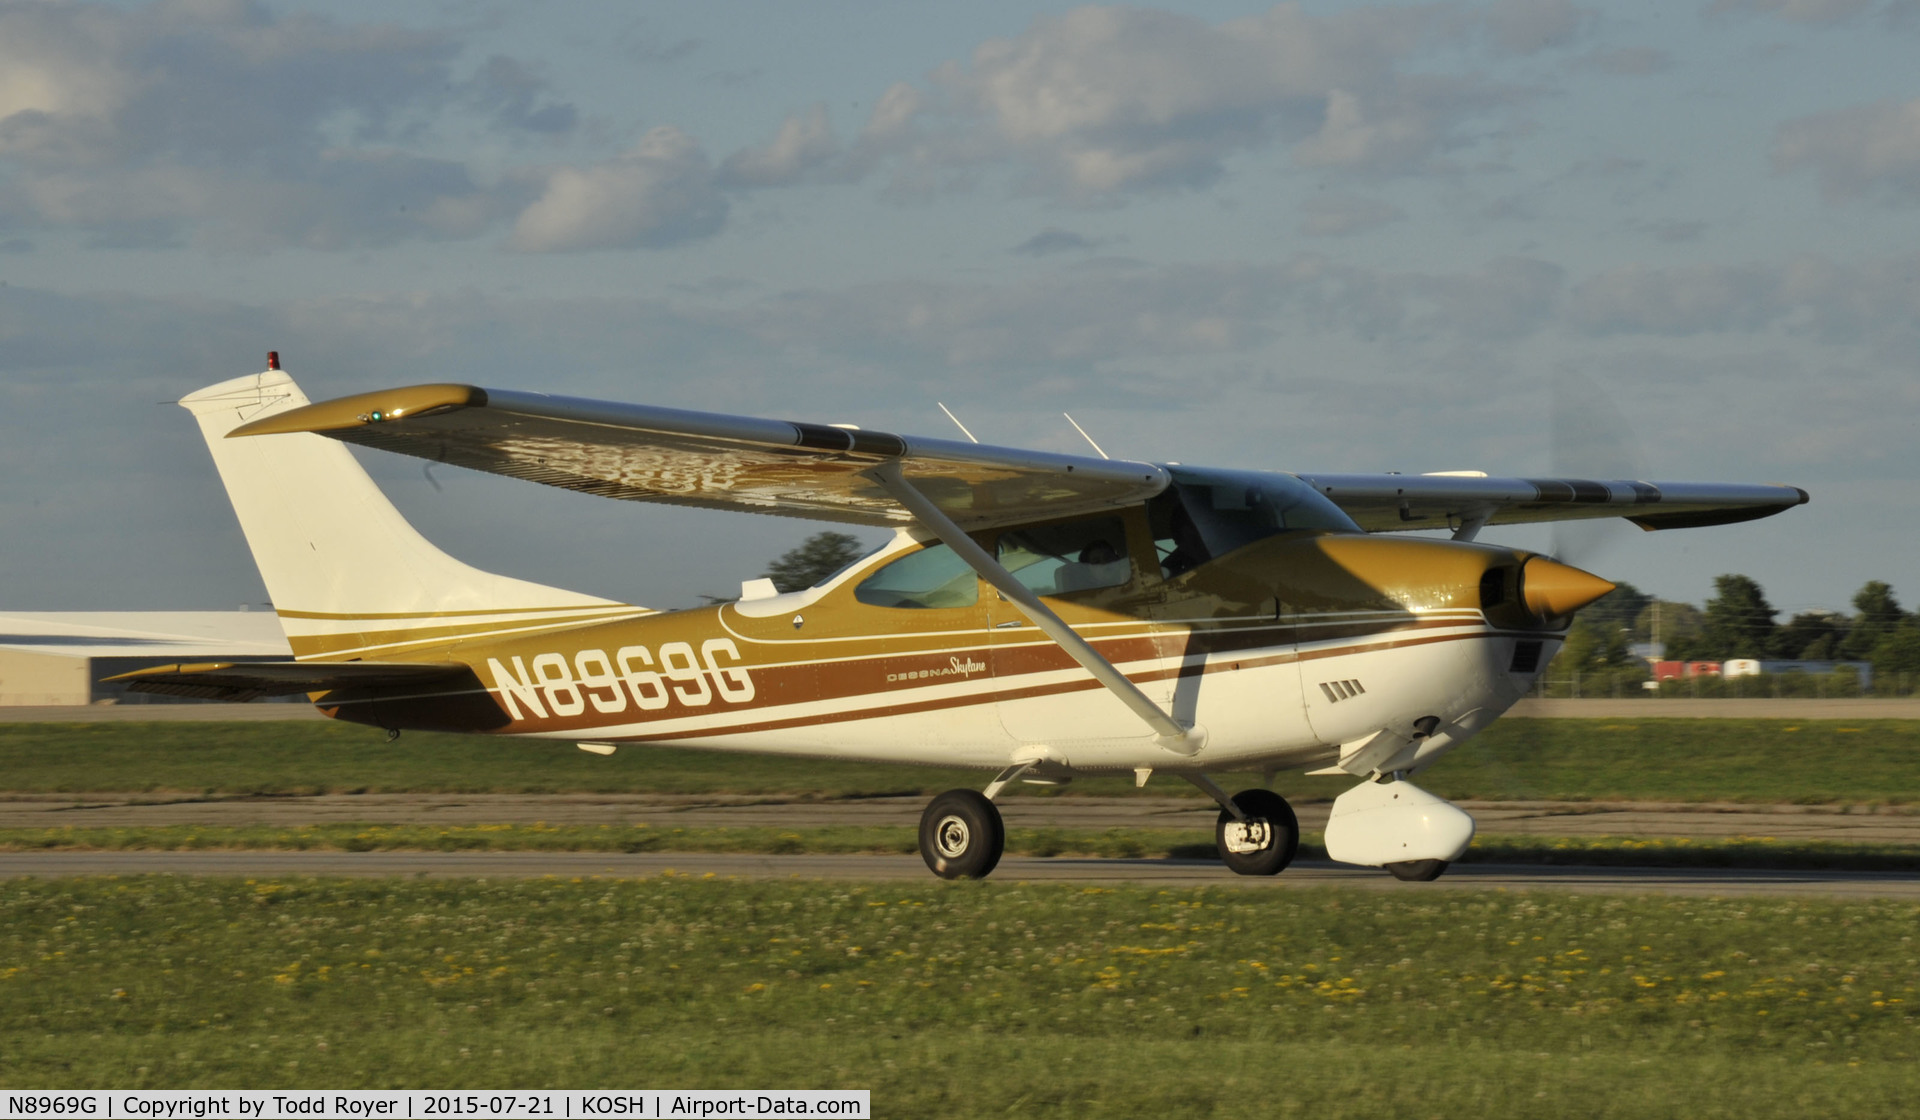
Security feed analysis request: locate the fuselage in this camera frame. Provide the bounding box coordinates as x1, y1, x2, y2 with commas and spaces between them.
304, 487, 1570, 779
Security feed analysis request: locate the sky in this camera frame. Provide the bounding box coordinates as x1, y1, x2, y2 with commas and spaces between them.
3, 0, 1918, 619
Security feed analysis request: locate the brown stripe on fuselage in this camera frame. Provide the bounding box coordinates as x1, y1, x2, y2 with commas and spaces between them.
331, 615, 1509, 741
562, 624, 1519, 744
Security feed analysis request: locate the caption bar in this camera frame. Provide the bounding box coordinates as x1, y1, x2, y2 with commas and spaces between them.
6, 1092, 870, 1120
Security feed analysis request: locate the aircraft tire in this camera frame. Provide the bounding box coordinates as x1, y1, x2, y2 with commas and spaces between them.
1215, 788, 1300, 876
1385, 859, 1449, 882
919, 789, 1005, 880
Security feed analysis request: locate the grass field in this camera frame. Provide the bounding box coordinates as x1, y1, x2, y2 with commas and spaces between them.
2, 823, 1918, 872
3, 718, 1919, 804
1, 877, 1916, 1116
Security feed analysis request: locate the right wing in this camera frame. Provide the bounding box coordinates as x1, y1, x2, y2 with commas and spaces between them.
1293, 472, 1809, 534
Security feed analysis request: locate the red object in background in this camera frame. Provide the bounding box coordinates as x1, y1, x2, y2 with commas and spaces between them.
1652, 661, 1722, 680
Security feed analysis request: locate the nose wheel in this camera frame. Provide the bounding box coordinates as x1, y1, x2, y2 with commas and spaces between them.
919, 789, 1006, 879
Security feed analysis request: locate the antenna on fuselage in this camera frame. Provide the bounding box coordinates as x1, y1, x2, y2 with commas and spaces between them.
937, 402, 979, 444
1063, 413, 1109, 460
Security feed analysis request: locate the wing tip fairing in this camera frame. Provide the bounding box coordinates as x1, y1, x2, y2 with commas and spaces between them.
228, 384, 488, 438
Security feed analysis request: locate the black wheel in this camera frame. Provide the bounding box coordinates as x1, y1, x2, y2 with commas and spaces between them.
1214, 788, 1299, 876
1385, 859, 1448, 882
919, 789, 1006, 880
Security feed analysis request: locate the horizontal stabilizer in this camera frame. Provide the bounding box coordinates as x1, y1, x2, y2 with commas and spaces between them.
104, 661, 470, 703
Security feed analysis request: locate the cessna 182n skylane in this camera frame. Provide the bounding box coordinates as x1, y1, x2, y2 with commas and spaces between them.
117, 357, 1808, 881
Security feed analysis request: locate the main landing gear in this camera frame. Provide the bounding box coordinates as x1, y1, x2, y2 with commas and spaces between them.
1212, 787, 1300, 877
916, 774, 1306, 881
919, 789, 1006, 880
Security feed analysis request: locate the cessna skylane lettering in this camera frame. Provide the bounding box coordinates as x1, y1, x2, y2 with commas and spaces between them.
116, 359, 1809, 881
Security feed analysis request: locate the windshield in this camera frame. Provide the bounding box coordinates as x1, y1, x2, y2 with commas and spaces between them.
1152, 466, 1358, 576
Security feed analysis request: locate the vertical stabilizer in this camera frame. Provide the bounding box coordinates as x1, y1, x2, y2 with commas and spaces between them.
181, 365, 642, 659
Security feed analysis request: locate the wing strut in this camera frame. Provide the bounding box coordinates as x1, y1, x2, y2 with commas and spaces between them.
868, 462, 1204, 757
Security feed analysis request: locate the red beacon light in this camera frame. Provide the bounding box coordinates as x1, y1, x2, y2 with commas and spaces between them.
266, 350, 280, 371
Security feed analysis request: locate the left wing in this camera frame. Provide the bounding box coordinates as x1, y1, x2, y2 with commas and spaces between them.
1294, 472, 1809, 535
231, 384, 1167, 531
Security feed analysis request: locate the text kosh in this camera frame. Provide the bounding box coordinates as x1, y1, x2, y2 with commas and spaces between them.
486, 641, 755, 721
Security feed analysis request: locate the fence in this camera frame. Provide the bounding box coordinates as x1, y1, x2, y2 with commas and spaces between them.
1531, 670, 1913, 700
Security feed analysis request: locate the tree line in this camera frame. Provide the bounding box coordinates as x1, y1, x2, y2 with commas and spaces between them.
1561, 576, 1920, 694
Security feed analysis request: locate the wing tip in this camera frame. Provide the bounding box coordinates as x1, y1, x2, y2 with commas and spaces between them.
228, 384, 486, 438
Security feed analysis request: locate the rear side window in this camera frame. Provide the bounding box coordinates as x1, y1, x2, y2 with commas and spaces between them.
996, 517, 1131, 597
853, 543, 979, 609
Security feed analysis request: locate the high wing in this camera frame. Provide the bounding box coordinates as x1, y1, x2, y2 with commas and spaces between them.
1294, 472, 1809, 536
105, 661, 472, 702
230, 384, 1168, 531
230, 382, 1805, 536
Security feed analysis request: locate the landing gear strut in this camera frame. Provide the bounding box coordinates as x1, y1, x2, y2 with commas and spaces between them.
918, 789, 1006, 880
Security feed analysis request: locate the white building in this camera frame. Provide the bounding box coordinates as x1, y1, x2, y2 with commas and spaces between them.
0, 611, 292, 706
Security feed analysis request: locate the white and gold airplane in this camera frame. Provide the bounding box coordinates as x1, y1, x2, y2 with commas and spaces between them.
116, 357, 1808, 881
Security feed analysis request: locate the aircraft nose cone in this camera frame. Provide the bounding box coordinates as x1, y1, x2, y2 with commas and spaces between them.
1520, 556, 1616, 620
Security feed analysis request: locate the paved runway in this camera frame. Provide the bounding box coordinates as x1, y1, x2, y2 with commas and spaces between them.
8, 697, 1918, 721
8, 791, 1918, 842
3, 849, 1917, 898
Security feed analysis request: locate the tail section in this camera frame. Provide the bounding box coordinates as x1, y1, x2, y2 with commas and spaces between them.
182, 363, 643, 660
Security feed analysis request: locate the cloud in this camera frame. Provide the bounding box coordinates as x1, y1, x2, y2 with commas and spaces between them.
859, 3, 1527, 203
470, 56, 578, 135
1477, 0, 1590, 54
718, 104, 839, 188
1567, 262, 1787, 336
507, 127, 727, 252
1575, 46, 1670, 75
1775, 98, 1920, 205
0, 0, 501, 248
1707, 0, 1876, 22
1298, 194, 1404, 236
1012, 228, 1102, 255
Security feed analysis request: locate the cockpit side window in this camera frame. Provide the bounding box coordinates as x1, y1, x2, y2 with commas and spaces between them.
852, 543, 980, 609
995, 516, 1132, 597
1152, 467, 1359, 578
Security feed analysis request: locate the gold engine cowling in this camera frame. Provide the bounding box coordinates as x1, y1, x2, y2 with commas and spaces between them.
1260, 535, 1610, 629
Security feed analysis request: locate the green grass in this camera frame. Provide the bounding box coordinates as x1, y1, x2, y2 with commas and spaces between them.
3, 718, 1919, 804
1414, 718, 1920, 805
3, 824, 1918, 872
1, 877, 1917, 1117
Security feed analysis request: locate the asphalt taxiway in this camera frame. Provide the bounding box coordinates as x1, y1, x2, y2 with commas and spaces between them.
2, 849, 1917, 898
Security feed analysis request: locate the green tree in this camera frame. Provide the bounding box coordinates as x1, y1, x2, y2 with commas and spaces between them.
1772, 611, 1846, 660
1871, 619, 1920, 689
763, 531, 869, 593
1842, 581, 1905, 660
1697, 574, 1777, 660
1641, 600, 1704, 659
